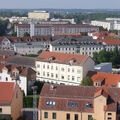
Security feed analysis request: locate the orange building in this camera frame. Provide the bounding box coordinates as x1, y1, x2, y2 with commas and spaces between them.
38, 84, 120, 120
0, 82, 23, 120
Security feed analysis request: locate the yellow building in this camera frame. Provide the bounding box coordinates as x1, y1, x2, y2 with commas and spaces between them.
0, 82, 23, 120
28, 11, 50, 20
38, 84, 120, 120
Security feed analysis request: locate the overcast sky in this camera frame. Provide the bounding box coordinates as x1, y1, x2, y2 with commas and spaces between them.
0, 0, 120, 9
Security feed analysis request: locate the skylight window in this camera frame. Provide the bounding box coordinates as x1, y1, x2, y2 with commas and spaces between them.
68, 102, 78, 108
46, 101, 56, 106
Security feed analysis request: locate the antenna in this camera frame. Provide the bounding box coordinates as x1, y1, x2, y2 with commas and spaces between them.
31, 86, 38, 120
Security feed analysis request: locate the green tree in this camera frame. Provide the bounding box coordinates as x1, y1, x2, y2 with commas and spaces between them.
23, 32, 30, 37
81, 76, 93, 86
37, 50, 42, 55
11, 32, 17, 37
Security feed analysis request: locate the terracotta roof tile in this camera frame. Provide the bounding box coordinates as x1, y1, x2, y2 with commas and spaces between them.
0, 82, 15, 104
36, 51, 90, 66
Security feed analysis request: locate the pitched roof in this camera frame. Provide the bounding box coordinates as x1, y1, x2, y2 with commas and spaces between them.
39, 84, 120, 112
95, 38, 120, 45
36, 51, 90, 66
0, 82, 16, 104
91, 72, 120, 87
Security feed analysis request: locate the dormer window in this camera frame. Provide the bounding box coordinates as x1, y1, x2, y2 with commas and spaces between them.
85, 103, 92, 108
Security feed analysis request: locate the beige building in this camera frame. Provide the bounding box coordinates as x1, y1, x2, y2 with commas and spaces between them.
38, 84, 120, 120
28, 11, 50, 20
36, 51, 94, 85
0, 82, 23, 120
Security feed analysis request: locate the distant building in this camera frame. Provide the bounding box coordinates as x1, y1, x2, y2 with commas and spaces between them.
91, 20, 113, 30
28, 11, 50, 20
0, 36, 51, 55
15, 24, 99, 37
94, 63, 112, 73
0, 64, 36, 95
95, 38, 120, 52
38, 84, 120, 120
0, 82, 22, 120
50, 18, 76, 24
50, 36, 104, 57
36, 51, 94, 85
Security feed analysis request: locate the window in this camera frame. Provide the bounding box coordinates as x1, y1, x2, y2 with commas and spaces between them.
43, 64, 45, 69
0, 76, 1, 80
51, 73, 54, 77
44, 112, 48, 118
61, 68, 64, 71
111, 84, 116, 87
108, 113, 112, 115
77, 77, 80, 81
72, 69, 74, 73
47, 72, 49, 77
37, 64, 40, 68
85, 103, 92, 108
46, 101, 56, 106
68, 68, 70, 72
43, 72, 45, 76
88, 115, 92, 120
68, 75, 70, 80
6, 77, 8, 81
75, 114, 78, 120
52, 113, 56, 119
68, 102, 78, 108
72, 76, 74, 81
108, 117, 112, 120
37, 72, 40, 75
61, 76, 64, 79
0, 108, 2, 113
66, 114, 70, 120
51, 66, 53, 70
56, 66, 58, 70
56, 74, 58, 78
47, 65, 49, 69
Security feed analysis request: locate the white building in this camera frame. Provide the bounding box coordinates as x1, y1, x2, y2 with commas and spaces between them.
91, 20, 113, 30
28, 11, 50, 20
49, 36, 105, 57
0, 64, 36, 95
36, 51, 95, 85
50, 18, 76, 24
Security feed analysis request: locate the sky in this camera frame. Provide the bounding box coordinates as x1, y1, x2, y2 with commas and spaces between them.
0, 0, 120, 9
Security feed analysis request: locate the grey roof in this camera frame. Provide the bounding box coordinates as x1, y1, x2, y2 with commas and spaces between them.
51, 36, 103, 46
7, 56, 35, 67
0, 50, 16, 56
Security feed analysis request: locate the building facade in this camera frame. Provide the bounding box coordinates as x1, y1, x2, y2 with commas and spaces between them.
36, 51, 94, 85
49, 36, 104, 57
38, 84, 120, 120
0, 82, 23, 120
15, 24, 99, 37
0, 36, 51, 55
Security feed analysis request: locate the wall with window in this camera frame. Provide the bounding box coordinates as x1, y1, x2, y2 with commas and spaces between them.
36, 60, 83, 85
0, 106, 11, 115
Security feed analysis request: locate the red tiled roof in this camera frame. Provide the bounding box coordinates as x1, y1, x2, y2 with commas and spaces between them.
36, 51, 90, 66
38, 84, 120, 112
91, 72, 120, 87
0, 82, 15, 104
95, 38, 120, 45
